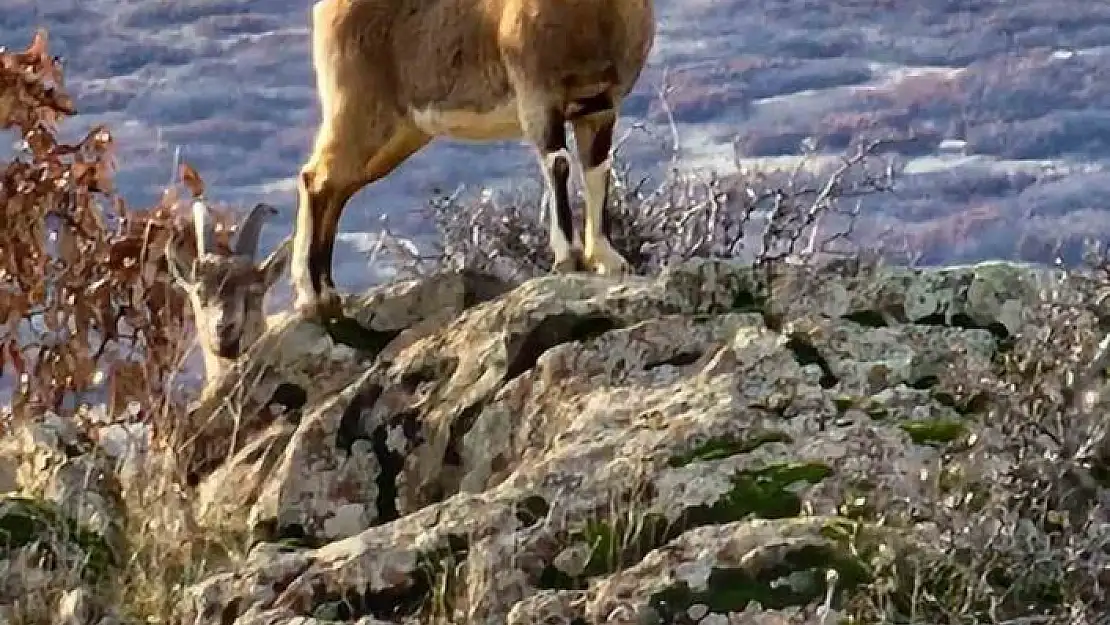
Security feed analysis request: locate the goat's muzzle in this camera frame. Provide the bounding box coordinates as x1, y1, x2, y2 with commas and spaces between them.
216, 333, 241, 358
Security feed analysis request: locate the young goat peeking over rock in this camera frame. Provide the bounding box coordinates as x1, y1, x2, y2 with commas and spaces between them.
166, 200, 292, 385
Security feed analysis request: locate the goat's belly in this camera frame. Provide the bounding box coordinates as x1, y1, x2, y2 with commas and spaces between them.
410, 102, 522, 141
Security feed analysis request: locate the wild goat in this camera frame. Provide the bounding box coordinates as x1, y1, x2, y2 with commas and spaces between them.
165, 200, 291, 384
289, 0, 656, 317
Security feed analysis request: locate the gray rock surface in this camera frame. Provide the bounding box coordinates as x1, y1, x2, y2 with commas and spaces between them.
5, 258, 1103, 624
168, 258, 1064, 624
0, 415, 124, 623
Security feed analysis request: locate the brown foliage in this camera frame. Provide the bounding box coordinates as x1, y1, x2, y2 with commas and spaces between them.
0, 29, 234, 434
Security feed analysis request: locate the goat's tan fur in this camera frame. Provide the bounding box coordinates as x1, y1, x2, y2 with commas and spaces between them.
291, 0, 656, 317
166, 201, 291, 386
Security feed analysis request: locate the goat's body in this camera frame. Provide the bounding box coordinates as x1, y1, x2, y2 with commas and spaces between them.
292, 0, 656, 316
410, 102, 521, 141
312, 0, 652, 134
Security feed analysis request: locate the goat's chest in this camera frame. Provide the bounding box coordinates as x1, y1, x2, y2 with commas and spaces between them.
409, 100, 522, 141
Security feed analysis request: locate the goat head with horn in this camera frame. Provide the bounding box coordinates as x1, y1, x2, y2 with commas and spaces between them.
166, 199, 292, 383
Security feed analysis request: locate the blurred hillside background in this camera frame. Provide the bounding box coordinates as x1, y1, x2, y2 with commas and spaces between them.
4, 0, 1110, 299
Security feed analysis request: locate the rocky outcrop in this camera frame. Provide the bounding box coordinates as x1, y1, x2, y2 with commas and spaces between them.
163, 258, 1068, 624
7, 257, 1100, 623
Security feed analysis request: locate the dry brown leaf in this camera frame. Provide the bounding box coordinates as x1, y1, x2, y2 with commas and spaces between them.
24, 29, 47, 63
0, 92, 14, 125
0, 27, 222, 443
180, 162, 205, 198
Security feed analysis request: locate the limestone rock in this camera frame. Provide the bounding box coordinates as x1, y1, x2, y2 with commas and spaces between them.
190, 270, 512, 532
0, 413, 125, 554
174, 259, 1081, 624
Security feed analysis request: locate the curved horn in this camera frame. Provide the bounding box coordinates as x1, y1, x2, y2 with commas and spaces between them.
192, 198, 216, 257
234, 203, 278, 259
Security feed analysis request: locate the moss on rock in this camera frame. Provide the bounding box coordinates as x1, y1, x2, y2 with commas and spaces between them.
668, 431, 793, 468
687, 462, 834, 523
0, 495, 117, 582
899, 417, 968, 445
647, 543, 870, 617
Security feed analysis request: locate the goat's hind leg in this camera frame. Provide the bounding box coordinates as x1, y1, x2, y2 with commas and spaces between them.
572, 109, 630, 276
292, 141, 359, 320
519, 100, 583, 273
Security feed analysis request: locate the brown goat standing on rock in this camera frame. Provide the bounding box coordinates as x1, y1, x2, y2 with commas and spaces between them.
166, 200, 292, 385
290, 0, 656, 318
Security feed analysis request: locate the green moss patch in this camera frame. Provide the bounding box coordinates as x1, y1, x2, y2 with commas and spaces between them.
899, 418, 968, 445
668, 431, 793, 468
833, 395, 857, 413
0, 495, 116, 582
648, 543, 871, 617
685, 462, 834, 524
731, 289, 764, 313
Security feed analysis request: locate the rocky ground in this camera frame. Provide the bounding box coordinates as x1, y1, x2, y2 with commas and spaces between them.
5, 2, 1110, 623
3, 259, 1108, 624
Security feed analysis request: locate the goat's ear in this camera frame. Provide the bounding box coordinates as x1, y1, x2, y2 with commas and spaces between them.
259, 236, 292, 289
165, 240, 197, 288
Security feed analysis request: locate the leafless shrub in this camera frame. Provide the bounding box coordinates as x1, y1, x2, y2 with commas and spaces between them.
371, 131, 899, 285
838, 247, 1110, 623
357, 67, 900, 285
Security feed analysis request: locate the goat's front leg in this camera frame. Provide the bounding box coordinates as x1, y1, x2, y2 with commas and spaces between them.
521, 100, 583, 273
573, 110, 630, 277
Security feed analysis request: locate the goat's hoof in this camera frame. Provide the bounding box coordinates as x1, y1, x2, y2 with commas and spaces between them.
294, 292, 344, 322
552, 259, 575, 274
551, 248, 586, 274
584, 245, 631, 277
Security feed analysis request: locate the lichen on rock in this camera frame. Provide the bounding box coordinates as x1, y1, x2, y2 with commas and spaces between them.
9, 258, 1100, 623
163, 258, 1102, 624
